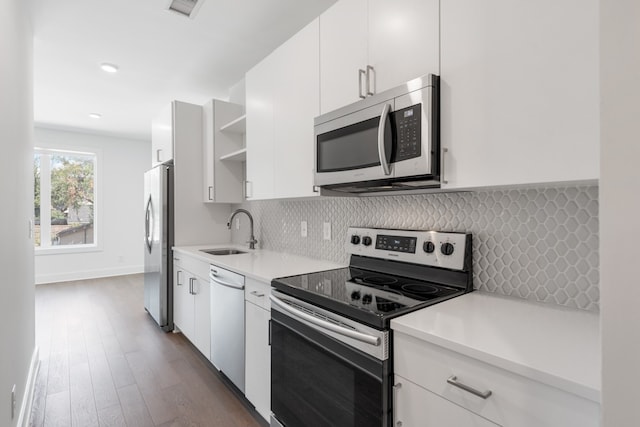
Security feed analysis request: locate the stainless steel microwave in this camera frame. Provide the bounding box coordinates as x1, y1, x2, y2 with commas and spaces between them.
314, 74, 440, 194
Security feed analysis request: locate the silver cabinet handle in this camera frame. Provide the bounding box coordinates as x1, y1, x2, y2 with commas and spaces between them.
250, 290, 265, 298
447, 375, 492, 399
358, 69, 366, 99
270, 294, 380, 346
156, 149, 162, 163
377, 103, 392, 176
393, 382, 402, 426
245, 180, 253, 199
366, 65, 375, 96
177, 271, 183, 286
441, 147, 449, 184
189, 277, 196, 295
210, 275, 245, 290
208, 186, 213, 201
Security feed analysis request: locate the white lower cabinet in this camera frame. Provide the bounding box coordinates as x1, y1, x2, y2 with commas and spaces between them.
394, 332, 599, 427
172, 254, 211, 360
394, 375, 498, 427
244, 278, 271, 422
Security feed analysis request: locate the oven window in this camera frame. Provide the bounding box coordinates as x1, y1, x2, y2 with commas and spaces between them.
271, 314, 385, 427
317, 116, 389, 172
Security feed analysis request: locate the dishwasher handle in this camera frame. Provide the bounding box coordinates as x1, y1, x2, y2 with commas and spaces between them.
210, 274, 245, 290
270, 294, 380, 346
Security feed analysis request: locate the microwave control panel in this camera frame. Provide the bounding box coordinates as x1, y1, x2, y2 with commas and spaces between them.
394, 104, 421, 162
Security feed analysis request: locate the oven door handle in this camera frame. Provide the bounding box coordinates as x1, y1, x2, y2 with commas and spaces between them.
377, 103, 392, 176
269, 294, 381, 346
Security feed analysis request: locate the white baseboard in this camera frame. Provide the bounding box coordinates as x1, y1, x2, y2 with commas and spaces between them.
35, 265, 144, 284
17, 347, 39, 427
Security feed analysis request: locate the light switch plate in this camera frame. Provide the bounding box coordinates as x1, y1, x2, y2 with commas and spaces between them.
301, 221, 307, 237
323, 222, 331, 240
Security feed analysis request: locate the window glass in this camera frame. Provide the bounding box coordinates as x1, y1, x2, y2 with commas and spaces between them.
34, 149, 97, 249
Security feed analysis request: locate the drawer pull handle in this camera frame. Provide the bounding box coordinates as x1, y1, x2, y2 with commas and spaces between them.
250, 290, 265, 297
447, 376, 492, 399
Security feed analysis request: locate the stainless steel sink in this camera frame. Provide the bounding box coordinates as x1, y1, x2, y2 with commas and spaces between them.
200, 248, 246, 256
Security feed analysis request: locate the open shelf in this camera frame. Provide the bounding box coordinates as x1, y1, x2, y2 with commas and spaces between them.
219, 114, 246, 134
219, 148, 247, 162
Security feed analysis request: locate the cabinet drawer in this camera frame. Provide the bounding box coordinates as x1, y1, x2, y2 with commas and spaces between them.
245, 277, 270, 310
173, 252, 209, 280
394, 332, 599, 427
394, 374, 498, 427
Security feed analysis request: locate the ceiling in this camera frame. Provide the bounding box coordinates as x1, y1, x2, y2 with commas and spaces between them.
32, 0, 336, 141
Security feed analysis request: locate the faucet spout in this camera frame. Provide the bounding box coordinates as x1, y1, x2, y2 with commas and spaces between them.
228, 209, 258, 250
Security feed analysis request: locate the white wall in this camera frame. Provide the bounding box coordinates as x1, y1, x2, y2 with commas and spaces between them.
600, 1, 640, 425
34, 127, 151, 284
0, 0, 36, 426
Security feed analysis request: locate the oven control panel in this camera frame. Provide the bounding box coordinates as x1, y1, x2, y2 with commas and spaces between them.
346, 227, 471, 271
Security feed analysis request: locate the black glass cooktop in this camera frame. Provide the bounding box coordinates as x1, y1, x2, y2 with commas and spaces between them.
272, 267, 464, 329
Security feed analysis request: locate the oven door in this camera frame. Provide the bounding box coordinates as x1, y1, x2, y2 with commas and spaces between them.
270, 291, 391, 427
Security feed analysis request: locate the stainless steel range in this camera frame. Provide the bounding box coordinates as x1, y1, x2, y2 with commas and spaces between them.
269, 227, 473, 427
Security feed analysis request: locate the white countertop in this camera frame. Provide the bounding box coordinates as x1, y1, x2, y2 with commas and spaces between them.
391, 292, 601, 402
172, 244, 346, 283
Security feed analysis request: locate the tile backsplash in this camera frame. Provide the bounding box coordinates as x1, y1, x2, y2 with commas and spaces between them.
231, 185, 599, 311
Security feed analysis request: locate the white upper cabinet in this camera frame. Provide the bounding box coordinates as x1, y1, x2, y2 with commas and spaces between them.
440, 0, 600, 189
368, 0, 440, 93
246, 18, 320, 200
151, 103, 173, 166
202, 99, 244, 203
319, 0, 439, 114
319, 0, 368, 113
246, 49, 276, 200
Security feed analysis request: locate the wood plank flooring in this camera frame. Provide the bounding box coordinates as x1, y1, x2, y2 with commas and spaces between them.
30, 274, 266, 427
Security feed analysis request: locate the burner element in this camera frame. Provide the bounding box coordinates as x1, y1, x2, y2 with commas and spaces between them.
363, 276, 398, 286
402, 283, 440, 295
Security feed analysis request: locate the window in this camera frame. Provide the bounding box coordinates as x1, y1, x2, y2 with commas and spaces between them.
34, 148, 97, 251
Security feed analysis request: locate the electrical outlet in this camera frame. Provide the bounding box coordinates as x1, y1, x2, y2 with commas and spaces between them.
235, 218, 240, 230
300, 221, 307, 237
11, 384, 16, 419
323, 222, 331, 240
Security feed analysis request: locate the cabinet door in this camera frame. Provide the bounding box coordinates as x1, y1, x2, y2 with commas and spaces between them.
440, 0, 599, 189
394, 375, 499, 427
368, 0, 440, 93
151, 103, 173, 166
246, 52, 276, 200
192, 275, 211, 360
245, 301, 271, 422
319, 0, 368, 114
202, 99, 244, 203
273, 18, 320, 199
172, 265, 193, 339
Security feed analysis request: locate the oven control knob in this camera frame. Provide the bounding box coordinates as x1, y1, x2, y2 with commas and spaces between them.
362, 236, 372, 246
362, 294, 372, 304
351, 235, 361, 245
441, 242, 455, 256
351, 291, 361, 301
423, 241, 435, 253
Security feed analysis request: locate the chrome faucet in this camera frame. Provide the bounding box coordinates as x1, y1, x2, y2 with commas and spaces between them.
227, 208, 258, 250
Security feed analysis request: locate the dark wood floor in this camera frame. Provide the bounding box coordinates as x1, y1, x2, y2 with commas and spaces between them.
30, 274, 266, 427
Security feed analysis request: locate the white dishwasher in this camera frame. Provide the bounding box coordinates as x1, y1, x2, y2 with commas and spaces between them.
209, 264, 245, 393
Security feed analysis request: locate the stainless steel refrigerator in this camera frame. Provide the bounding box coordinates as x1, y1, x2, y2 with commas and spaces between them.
143, 164, 174, 331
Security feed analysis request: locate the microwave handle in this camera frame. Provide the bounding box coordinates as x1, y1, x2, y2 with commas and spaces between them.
377, 103, 392, 176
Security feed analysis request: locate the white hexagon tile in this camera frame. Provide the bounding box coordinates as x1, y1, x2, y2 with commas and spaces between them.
231, 185, 599, 311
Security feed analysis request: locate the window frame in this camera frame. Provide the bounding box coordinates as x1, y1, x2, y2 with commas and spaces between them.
34, 146, 102, 255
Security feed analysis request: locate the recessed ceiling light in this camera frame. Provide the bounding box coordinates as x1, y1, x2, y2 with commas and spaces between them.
100, 63, 119, 73
89, 113, 102, 119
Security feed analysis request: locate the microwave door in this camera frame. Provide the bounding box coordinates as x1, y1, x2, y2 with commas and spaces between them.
314, 101, 395, 187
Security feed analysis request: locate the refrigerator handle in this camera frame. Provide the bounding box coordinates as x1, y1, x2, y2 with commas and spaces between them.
145, 195, 153, 253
